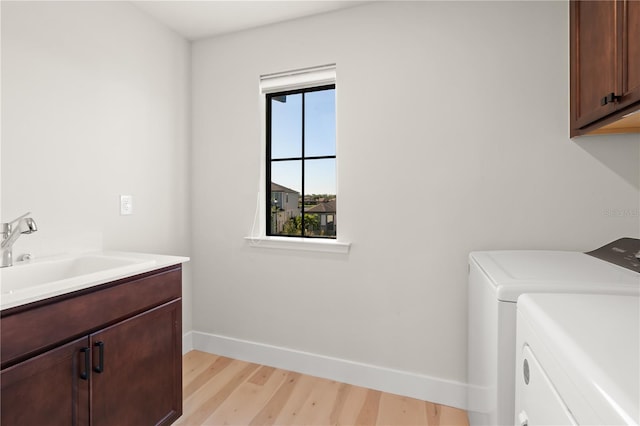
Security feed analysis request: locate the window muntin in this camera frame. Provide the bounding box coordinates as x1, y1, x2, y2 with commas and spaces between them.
266, 85, 336, 239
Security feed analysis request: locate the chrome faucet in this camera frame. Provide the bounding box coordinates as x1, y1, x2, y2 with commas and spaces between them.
1, 212, 38, 268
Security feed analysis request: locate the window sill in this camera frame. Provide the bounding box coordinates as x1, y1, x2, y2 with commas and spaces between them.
244, 236, 351, 254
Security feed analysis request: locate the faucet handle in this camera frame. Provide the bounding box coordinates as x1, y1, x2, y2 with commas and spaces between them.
21, 218, 37, 234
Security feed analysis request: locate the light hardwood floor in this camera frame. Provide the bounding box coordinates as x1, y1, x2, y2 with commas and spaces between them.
176, 350, 469, 426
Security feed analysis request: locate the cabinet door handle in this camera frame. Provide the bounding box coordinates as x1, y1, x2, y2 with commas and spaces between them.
93, 341, 105, 373
601, 92, 621, 106
80, 347, 90, 380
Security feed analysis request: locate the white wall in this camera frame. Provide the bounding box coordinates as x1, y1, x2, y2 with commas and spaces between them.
1, 1, 192, 332
2, 0, 638, 412
191, 0, 639, 406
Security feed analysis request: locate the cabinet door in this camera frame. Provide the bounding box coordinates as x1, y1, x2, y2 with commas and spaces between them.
571, 0, 618, 130
90, 300, 182, 426
0, 337, 90, 426
619, 0, 640, 108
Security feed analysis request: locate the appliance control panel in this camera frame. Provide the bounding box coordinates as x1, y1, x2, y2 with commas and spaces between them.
585, 238, 640, 273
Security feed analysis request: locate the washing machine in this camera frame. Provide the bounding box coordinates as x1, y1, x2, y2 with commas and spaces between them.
515, 293, 639, 425
467, 238, 640, 426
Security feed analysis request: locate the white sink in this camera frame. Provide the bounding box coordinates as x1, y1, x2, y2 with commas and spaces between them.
1, 254, 157, 295
0, 252, 186, 312
0, 251, 188, 310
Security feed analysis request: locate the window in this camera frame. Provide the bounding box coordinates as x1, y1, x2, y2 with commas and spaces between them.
266, 85, 336, 239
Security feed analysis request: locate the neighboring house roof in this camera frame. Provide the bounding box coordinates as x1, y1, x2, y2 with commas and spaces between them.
271, 182, 299, 194
306, 200, 336, 213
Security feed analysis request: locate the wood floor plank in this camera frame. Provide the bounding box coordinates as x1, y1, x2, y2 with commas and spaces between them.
196, 362, 261, 419
438, 404, 472, 426
288, 377, 342, 425
355, 389, 382, 425
249, 371, 302, 426
248, 365, 277, 386
183, 352, 219, 386
178, 360, 259, 425
203, 367, 289, 426
269, 373, 319, 425
183, 358, 246, 409
332, 383, 369, 425
328, 382, 350, 425
377, 392, 428, 426
426, 402, 440, 425
180, 351, 469, 426
184, 355, 234, 399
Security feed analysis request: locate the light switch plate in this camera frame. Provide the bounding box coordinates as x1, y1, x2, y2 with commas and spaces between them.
120, 195, 133, 215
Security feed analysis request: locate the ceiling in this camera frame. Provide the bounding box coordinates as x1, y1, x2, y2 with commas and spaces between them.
132, 1, 369, 41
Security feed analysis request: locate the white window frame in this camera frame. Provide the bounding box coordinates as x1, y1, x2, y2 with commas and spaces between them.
245, 64, 350, 254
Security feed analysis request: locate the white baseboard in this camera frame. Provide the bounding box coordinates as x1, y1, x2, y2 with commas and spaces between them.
182, 331, 194, 355
189, 330, 467, 411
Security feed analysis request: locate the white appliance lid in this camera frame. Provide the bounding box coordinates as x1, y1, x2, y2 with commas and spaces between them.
518, 293, 639, 425
470, 251, 640, 302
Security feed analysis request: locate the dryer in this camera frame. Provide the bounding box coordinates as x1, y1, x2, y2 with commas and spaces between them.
466, 238, 640, 425
515, 293, 639, 425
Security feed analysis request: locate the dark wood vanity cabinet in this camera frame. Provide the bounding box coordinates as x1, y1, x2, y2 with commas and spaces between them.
1, 337, 90, 425
570, 0, 640, 136
0, 265, 183, 426
91, 300, 181, 426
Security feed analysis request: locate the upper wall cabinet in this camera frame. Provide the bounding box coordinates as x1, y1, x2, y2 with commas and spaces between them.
570, 0, 640, 136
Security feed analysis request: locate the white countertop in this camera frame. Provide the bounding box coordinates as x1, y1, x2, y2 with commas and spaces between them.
0, 251, 189, 310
